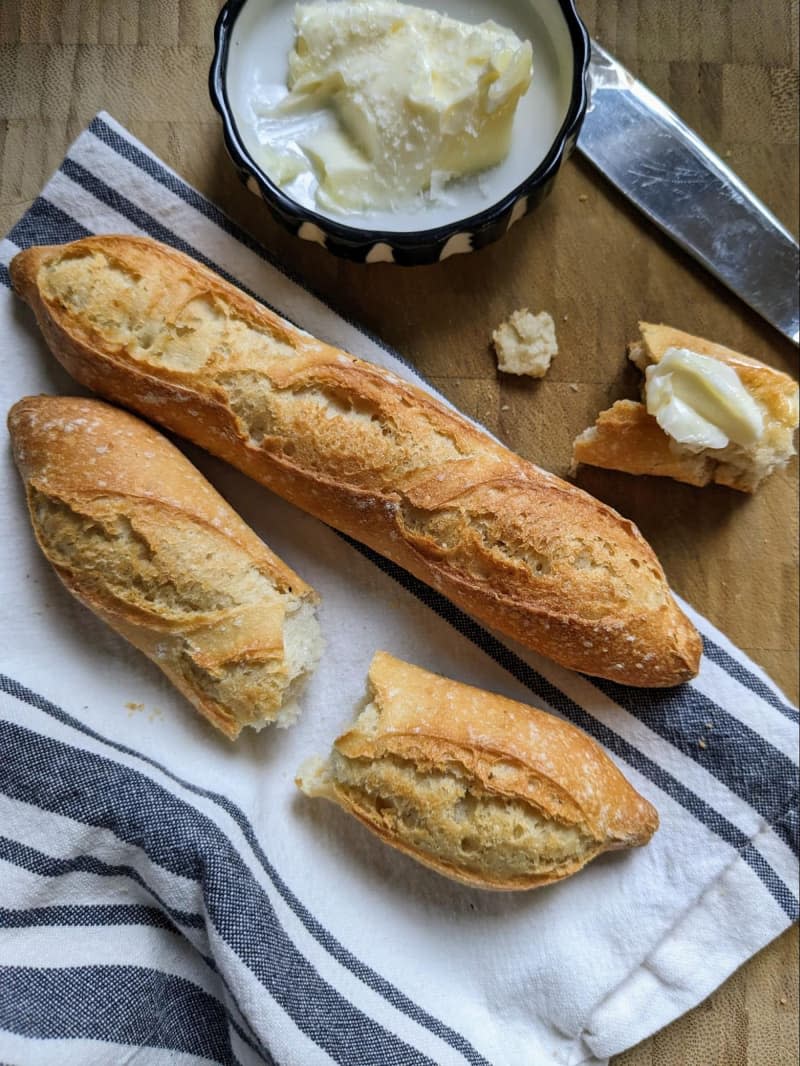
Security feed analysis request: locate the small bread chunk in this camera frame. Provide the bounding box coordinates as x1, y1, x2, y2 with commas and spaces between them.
492, 309, 558, 377
297, 652, 658, 891
573, 323, 799, 492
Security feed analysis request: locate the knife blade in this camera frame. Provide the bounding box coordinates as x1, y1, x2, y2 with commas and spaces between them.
577, 41, 800, 346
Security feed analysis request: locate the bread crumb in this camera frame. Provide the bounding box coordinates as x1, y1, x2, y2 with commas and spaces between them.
578, 194, 588, 202
125, 701, 145, 714
500, 404, 510, 411
492, 309, 558, 378
569, 383, 579, 392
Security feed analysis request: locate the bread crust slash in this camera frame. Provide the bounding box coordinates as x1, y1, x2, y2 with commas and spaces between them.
12, 237, 700, 686
297, 652, 659, 890
8, 394, 321, 738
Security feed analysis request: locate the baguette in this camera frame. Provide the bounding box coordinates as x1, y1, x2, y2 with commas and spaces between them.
11, 236, 701, 686
7, 395, 322, 739
574, 323, 799, 492
297, 651, 659, 890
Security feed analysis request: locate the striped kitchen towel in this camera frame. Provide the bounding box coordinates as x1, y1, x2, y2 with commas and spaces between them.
0, 113, 797, 1066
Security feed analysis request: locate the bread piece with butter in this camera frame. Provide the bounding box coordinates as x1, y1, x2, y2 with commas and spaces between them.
10, 236, 700, 687
573, 323, 799, 492
296, 652, 659, 891
7, 395, 322, 739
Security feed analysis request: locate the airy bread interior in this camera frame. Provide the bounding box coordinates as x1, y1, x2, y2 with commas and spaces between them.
492, 309, 558, 378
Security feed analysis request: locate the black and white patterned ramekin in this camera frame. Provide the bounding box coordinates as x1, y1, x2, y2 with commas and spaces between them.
209, 0, 590, 265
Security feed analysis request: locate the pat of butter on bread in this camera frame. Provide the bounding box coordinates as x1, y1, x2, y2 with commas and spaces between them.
573, 323, 798, 492
645, 347, 764, 450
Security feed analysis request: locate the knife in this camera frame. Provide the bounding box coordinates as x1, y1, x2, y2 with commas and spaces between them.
577, 41, 800, 346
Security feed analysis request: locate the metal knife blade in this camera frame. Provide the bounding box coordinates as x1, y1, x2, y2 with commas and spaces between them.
577, 41, 800, 345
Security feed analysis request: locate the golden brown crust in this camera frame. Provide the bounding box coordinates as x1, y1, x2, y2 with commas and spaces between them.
7, 395, 320, 739
572, 400, 715, 488
575, 324, 798, 493
297, 652, 659, 890
635, 322, 799, 431
11, 237, 701, 686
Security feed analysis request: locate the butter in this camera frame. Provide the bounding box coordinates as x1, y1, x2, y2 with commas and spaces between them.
257, 143, 307, 185
645, 347, 764, 451
266, 0, 533, 212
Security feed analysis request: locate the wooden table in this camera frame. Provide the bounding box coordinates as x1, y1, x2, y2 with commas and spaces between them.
1, 2, 797, 1062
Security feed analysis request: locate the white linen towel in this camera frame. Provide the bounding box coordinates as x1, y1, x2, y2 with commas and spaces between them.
0, 113, 796, 1066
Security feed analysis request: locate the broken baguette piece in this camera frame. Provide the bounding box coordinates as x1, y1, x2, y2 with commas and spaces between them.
297, 651, 659, 891
10, 237, 700, 686
573, 323, 798, 492
573, 399, 717, 488
7, 395, 322, 739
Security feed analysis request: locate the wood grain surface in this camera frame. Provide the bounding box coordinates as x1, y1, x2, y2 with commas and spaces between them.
1, 2, 797, 1062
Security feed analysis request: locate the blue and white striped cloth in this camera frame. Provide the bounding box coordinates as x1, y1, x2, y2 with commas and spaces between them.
0, 113, 797, 1066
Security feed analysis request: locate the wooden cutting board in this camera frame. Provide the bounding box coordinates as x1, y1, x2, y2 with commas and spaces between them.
1, 2, 797, 1062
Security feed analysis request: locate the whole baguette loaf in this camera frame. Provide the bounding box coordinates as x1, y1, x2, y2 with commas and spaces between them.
11, 236, 700, 686
297, 651, 659, 890
7, 395, 322, 739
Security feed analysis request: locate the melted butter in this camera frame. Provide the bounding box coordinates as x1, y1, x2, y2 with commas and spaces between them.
645, 347, 765, 451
